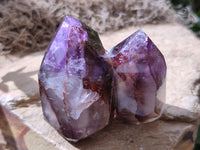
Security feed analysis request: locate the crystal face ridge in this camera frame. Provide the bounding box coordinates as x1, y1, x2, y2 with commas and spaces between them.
109, 30, 166, 123
38, 15, 113, 142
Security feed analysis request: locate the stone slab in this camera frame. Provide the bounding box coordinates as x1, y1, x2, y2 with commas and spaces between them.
0, 105, 58, 150
12, 105, 196, 150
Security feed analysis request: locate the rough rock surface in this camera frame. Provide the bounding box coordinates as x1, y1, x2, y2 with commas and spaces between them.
0, 23, 200, 149
0, 105, 58, 150
11, 106, 198, 150
0, 52, 42, 109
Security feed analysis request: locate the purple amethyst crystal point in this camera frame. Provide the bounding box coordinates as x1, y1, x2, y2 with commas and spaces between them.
110, 30, 166, 123
38, 15, 113, 142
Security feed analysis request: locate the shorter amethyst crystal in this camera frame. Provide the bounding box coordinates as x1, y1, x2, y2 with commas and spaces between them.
109, 30, 166, 123
38, 15, 113, 142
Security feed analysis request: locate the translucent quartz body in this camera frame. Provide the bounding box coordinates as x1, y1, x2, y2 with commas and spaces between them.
109, 30, 166, 123
38, 15, 113, 142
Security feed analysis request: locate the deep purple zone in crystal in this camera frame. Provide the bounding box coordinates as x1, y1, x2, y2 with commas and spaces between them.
38, 15, 113, 142
110, 30, 166, 122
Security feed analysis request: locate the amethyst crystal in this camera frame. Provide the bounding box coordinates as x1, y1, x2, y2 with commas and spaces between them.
109, 30, 166, 123
39, 15, 167, 142
38, 15, 113, 142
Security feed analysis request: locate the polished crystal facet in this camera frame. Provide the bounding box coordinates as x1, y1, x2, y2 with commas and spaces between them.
38, 15, 113, 142
109, 30, 166, 123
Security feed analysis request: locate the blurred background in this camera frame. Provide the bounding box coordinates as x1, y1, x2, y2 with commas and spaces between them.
0, 0, 199, 56
0, 0, 200, 149
170, 0, 200, 37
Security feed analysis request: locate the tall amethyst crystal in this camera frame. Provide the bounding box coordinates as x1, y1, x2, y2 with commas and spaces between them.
109, 30, 166, 123
38, 15, 113, 142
